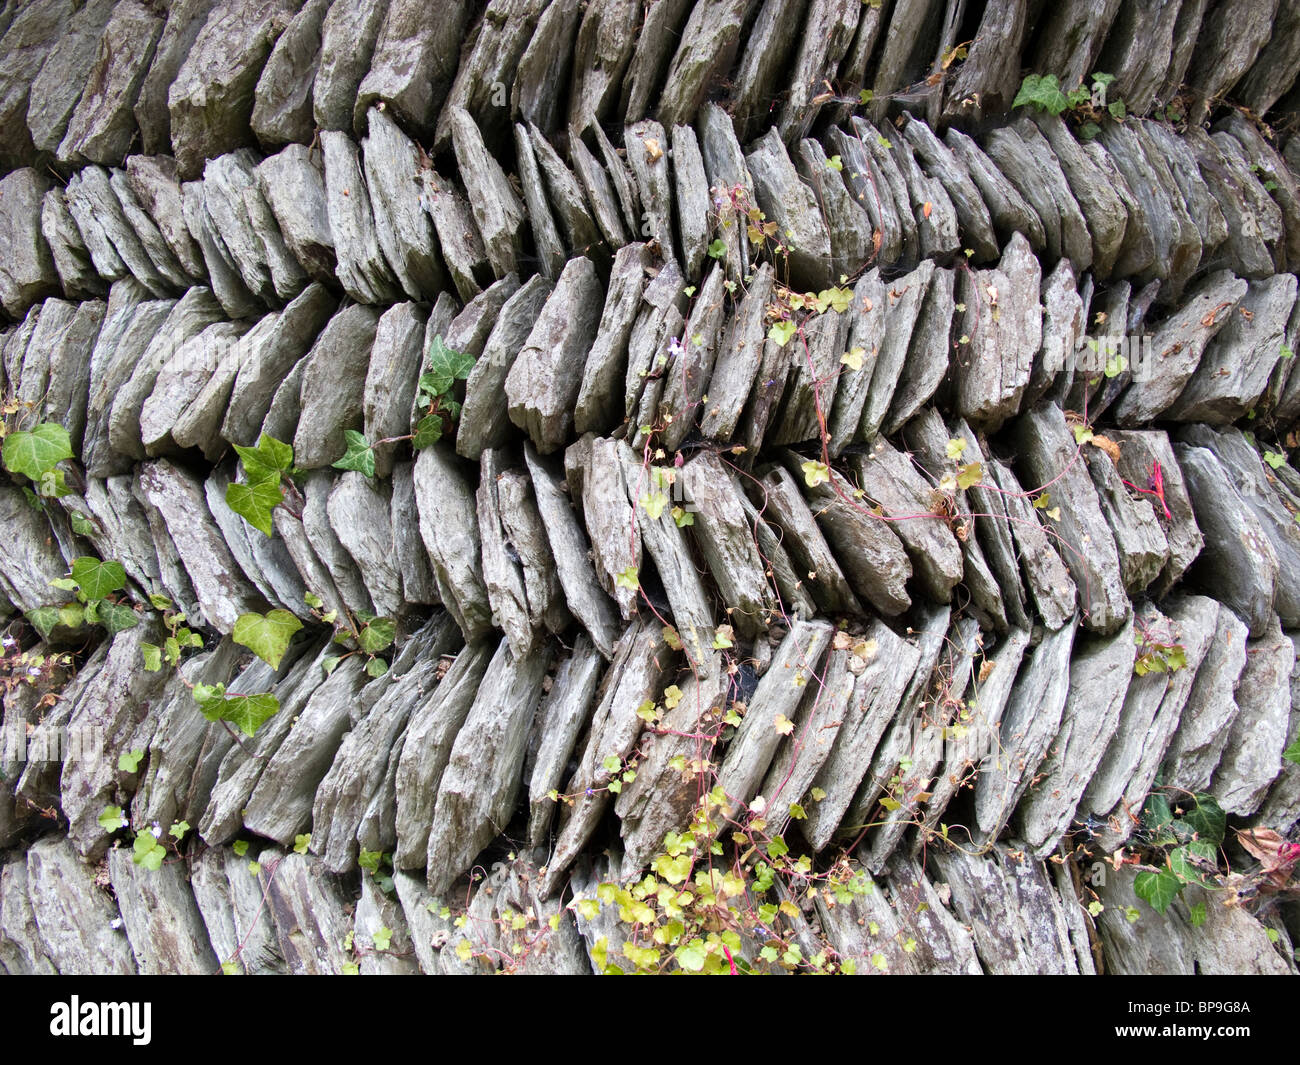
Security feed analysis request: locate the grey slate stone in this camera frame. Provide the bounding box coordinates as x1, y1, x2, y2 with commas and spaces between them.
321, 130, 403, 303
108, 847, 219, 975
250, 0, 329, 146
355, 0, 467, 137
312, 0, 389, 132
27, 836, 135, 975
24, 0, 115, 154
0, 168, 58, 317
134, 0, 217, 155
293, 304, 379, 469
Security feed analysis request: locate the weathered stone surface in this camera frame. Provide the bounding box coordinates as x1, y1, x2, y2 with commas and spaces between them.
933, 842, 1088, 974
24, 0, 115, 154
1187, 126, 1279, 280
321, 131, 403, 303
249, 0, 328, 145
1085, 448, 1169, 595
358, 301, 426, 477
526, 635, 605, 844
504, 258, 603, 453
1036, 115, 1127, 278
523, 445, 621, 657
1017, 620, 1135, 857
191, 847, 284, 973
893, 133, 960, 260
56, 0, 163, 166
902, 116, 999, 261
362, 105, 446, 301
0, 860, 57, 974
653, 0, 746, 130
26, 836, 135, 975
1097, 863, 1289, 975
181, 180, 262, 318
983, 123, 1090, 270
260, 849, 354, 975
135, 0, 217, 155
1180, 425, 1300, 628
293, 304, 378, 469
311, 618, 458, 872
845, 441, 963, 603
448, 106, 527, 278
312, 0, 389, 132
355, 0, 467, 136
573, 244, 649, 433
0, 0, 79, 171
1185, 0, 1277, 123
108, 848, 218, 975
568, 0, 638, 132
123, 156, 205, 284
138, 459, 266, 631
513, 124, 566, 279
943, 125, 1045, 250
1014, 403, 1131, 633
974, 618, 1077, 843
41, 187, 109, 301
0, 169, 58, 317
1175, 443, 1278, 637
749, 465, 862, 615
168, 0, 300, 179
857, 259, 935, 440
412, 445, 493, 641
745, 127, 833, 289
1166, 274, 1297, 424
0, 486, 72, 613
426, 638, 553, 893
803, 620, 921, 851
539, 622, 671, 895
1084, 595, 1219, 851
222, 282, 335, 446
390, 641, 491, 868
241, 656, 369, 845
138, 318, 250, 455
510, 0, 580, 136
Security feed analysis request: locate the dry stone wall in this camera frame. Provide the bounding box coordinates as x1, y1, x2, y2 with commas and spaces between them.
1, 0, 1299, 975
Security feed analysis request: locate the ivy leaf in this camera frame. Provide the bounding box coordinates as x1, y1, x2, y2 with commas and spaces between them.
232, 433, 293, 484
372, 926, 394, 952
99, 601, 140, 635
358, 617, 396, 654
232, 840, 249, 857
1073, 424, 1094, 445
2, 423, 73, 480
133, 832, 166, 871
1284, 737, 1300, 766
1012, 73, 1069, 116
1264, 450, 1286, 469
826, 154, 843, 172
117, 749, 144, 773
141, 642, 163, 672
1104, 352, 1128, 378
1188, 901, 1207, 927
365, 656, 389, 678
423, 336, 476, 396
712, 624, 735, 649
670, 505, 693, 527
24, 606, 59, 640
675, 942, 707, 972
1108, 99, 1127, 120
639, 491, 668, 520
333, 430, 376, 478
98, 805, 127, 832
322, 655, 342, 676
956, 461, 982, 490
768, 319, 797, 347
232, 609, 303, 668
1133, 869, 1183, 914
1182, 793, 1226, 847
170, 821, 190, 841
69, 511, 96, 536
615, 566, 640, 591
945, 437, 966, 459
412, 413, 444, 449
226, 477, 284, 537
801, 459, 830, 487
706, 238, 726, 259
193, 683, 281, 737
293, 833, 311, 855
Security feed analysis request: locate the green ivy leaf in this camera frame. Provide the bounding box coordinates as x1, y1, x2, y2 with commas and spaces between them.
232, 434, 293, 484
801, 459, 830, 487
372, 926, 393, 952
332, 430, 376, 478
412, 413, 444, 449
956, 461, 982, 490
69, 511, 96, 536
232, 609, 303, 669
141, 642, 163, 672
69, 557, 126, 601
1133, 869, 1183, 914
1264, 450, 1286, 469
1284, 737, 1300, 766
358, 848, 383, 874
25, 606, 61, 640
1012, 73, 1069, 116
423, 336, 476, 396
2, 423, 73, 480
359, 617, 396, 654
98, 805, 127, 832
192, 683, 281, 737
133, 831, 166, 871
170, 820, 190, 841
322, 655, 343, 676
232, 840, 249, 857
99, 600, 140, 635
768, 319, 797, 347
293, 833, 311, 855
1108, 99, 1127, 120
1181, 793, 1226, 847
221, 960, 241, 975
226, 477, 284, 537
706, 238, 726, 259
118, 749, 144, 773
675, 942, 707, 972
365, 656, 389, 678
